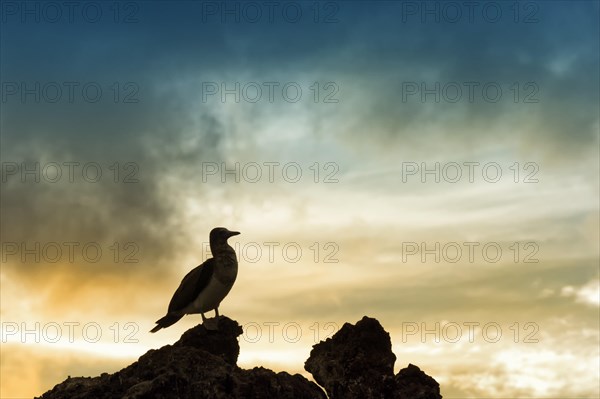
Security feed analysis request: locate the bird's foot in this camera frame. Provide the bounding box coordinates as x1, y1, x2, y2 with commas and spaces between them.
203, 317, 219, 331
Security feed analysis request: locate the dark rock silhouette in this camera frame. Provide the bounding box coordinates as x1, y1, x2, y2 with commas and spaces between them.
38, 316, 441, 399
37, 317, 324, 399
305, 316, 441, 399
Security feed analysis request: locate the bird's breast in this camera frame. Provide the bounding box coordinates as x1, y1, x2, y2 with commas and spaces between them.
185, 276, 232, 314
214, 253, 238, 285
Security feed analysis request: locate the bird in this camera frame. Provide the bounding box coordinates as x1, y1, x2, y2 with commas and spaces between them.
150, 227, 240, 332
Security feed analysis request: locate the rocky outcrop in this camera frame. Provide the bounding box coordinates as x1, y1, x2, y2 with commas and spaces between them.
39, 316, 441, 399
37, 317, 325, 399
305, 316, 441, 399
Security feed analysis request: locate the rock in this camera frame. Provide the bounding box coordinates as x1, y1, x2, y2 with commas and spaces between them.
305, 316, 442, 399
396, 363, 442, 399
236, 367, 326, 399
173, 316, 243, 365
38, 316, 441, 399
304, 316, 397, 398
37, 317, 325, 399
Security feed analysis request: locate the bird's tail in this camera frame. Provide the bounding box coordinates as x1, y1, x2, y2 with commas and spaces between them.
150, 313, 183, 333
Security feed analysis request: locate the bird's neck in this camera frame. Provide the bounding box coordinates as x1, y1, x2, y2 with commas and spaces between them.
211, 242, 237, 262
211, 242, 238, 285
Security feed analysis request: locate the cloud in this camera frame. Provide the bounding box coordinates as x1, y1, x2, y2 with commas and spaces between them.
561, 278, 600, 307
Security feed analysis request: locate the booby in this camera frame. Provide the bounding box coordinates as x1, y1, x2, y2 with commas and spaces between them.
150, 227, 240, 332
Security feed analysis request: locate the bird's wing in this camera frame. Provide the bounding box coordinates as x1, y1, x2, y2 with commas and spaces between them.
167, 258, 215, 313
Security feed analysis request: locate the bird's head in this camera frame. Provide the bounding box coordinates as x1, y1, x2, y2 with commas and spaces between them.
209, 227, 240, 245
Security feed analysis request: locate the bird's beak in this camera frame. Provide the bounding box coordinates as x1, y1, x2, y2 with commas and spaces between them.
228, 231, 240, 237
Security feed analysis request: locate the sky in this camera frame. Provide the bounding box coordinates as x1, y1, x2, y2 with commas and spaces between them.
0, 0, 599, 397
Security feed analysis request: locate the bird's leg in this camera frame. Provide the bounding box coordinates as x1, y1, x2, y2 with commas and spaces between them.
208, 307, 220, 330
203, 310, 219, 331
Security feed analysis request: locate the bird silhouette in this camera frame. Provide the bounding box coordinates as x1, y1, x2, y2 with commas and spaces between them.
151, 227, 240, 332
